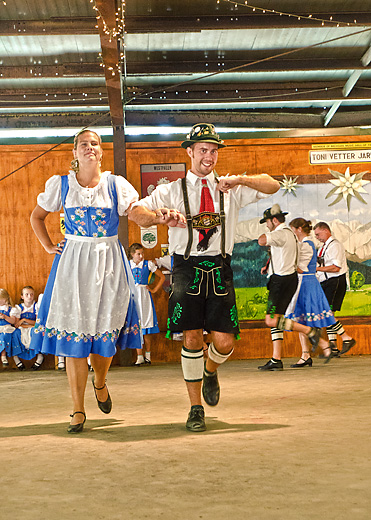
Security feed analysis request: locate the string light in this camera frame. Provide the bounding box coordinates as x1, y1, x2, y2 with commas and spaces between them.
91, 0, 126, 78
220, 0, 359, 27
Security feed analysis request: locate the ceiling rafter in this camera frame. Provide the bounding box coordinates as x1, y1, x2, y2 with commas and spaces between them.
95, 0, 126, 175
1, 1, 371, 131
3, 12, 371, 36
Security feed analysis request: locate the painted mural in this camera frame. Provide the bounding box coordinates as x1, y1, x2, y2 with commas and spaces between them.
231, 169, 371, 320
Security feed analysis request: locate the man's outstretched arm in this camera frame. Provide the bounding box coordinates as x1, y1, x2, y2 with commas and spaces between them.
217, 173, 280, 194
128, 205, 186, 228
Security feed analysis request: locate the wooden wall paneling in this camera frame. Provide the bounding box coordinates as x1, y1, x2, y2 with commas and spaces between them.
1, 134, 370, 367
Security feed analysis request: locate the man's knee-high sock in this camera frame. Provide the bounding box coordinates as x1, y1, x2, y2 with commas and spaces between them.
181, 346, 204, 382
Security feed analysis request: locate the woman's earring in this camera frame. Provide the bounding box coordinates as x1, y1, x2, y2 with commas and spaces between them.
71, 158, 79, 172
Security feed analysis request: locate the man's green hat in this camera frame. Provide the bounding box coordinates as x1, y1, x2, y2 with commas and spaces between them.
181, 123, 226, 149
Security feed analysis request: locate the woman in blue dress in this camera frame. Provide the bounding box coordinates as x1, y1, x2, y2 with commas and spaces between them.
30, 129, 142, 433
285, 218, 336, 367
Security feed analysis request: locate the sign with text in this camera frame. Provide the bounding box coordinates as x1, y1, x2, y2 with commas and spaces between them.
140, 163, 186, 198
309, 149, 371, 165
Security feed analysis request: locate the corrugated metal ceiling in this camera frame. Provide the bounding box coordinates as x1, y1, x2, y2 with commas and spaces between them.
1, 0, 371, 131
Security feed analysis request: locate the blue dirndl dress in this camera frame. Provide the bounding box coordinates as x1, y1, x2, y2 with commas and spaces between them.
286, 240, 336, 328
0, 307, 16, 355
30, 172, 142, 358
12, 303, 41, 360
131, 260, 160, 336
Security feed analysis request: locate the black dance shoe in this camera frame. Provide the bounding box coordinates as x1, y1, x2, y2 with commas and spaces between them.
202, 367, 220, 406
16, 361, 26, 371
31, 361, 43, 371
340, 338, 356, 355
67, 411, 86, 434
92, 376, 112, 414
290, 357, 313, 368
323, 344, 337, 364
258, 359, 283, 371
308, 328, 322, 352
186, 405, 206, 432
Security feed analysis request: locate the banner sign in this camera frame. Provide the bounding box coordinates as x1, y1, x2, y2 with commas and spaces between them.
140, 163, 186, 198
309, 149, 371, 165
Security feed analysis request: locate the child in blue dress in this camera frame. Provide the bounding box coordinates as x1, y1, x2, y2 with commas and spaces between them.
129, 243, 165, 365
0, 288, 18, 368
285, 218, 336, 366
12, 286, 44, 370
29, 129, 142, 433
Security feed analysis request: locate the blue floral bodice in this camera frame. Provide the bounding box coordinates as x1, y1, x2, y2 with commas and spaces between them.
0, 307, 11, 327
131, 260, 150, 285
20, 303, 37, 321
61, 175, 119, 237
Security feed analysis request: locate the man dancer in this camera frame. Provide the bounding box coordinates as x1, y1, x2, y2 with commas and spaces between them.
314, 222, 356, 355
129, 123, 279, 431
257, 204, 323, 370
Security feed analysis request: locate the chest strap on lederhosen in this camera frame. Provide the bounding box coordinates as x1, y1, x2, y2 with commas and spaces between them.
181, 177, 226, 260
318, 239, 335, 280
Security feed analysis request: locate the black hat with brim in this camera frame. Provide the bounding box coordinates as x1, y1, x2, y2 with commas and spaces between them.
181, 123, 226, 149
260, 205, 288, 224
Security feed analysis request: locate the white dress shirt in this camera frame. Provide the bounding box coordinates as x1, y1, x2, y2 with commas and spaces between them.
133, 170, 271, 257
317, 236, 348, 282
265, 223, 298, 276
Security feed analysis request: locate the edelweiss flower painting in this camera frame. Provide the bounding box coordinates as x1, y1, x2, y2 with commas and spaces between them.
326, 167, 370, 211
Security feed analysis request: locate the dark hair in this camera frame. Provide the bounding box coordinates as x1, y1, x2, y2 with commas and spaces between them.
289, 218, 312, 234
274, 214, 286, 223
313, 221, 331, 232
128, 243, 143, 259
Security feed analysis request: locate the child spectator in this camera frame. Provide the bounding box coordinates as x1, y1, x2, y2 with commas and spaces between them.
0, 288, 18, 368
128, 243, 165, 365
12, 286, 44, 370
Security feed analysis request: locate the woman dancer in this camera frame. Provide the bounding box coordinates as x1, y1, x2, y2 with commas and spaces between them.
285, 218, 336, 367
30, 129, 141, 433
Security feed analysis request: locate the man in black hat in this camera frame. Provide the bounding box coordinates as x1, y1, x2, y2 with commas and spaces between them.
129, 122, 279, 431
257, 204, 322, 370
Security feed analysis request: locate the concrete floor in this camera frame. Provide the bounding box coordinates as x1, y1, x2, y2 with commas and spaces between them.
1, 355, 371, 520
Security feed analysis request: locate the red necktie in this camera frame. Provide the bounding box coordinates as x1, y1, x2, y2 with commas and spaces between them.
199, 179, 214, 242
319, 246, 324, 256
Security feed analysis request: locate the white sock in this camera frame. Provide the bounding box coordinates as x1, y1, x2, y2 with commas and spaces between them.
35, 353, 44, 364
1, 354, 7, 362
145, 352, 151, 361
13, 355, 21, 364
136, 355, 144, 364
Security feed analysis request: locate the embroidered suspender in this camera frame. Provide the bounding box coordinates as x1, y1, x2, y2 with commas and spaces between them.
219, 188, 226, 259
182, 177, 193, 260
181, 177, 226, 260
